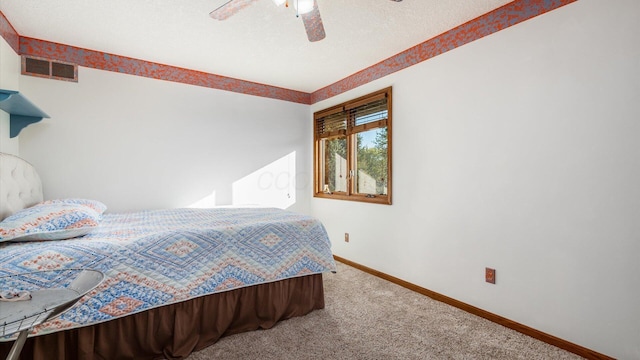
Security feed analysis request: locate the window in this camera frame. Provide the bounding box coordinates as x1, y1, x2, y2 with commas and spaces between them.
22, 56, 78, 82
314, 87, 392, 204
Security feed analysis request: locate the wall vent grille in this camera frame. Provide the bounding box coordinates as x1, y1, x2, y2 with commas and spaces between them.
22, 56, 78, 82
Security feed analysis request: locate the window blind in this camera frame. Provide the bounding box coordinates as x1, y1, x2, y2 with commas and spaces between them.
315, 91, 388, 139
315, 107, 346, 139
347, 93, 388, 134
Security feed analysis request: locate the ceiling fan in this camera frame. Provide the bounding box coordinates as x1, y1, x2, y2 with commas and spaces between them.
210, 0, 326, 42
210, 0, 403, 42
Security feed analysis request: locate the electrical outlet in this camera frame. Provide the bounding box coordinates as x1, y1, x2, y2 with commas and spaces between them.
344, 233, 349, 243
485, 268, 496, 284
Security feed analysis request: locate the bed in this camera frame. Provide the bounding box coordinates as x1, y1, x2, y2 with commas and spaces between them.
0, 152, 336, 359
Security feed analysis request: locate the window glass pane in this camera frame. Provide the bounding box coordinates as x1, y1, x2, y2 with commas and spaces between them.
355, 127, 388, 195
321, 137, 348, 193
51, 62, 76, 80
25, 57, 50, 76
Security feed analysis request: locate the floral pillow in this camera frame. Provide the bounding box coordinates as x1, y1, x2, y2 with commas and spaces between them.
38, 198, 107, 215
0, 203, 101, 242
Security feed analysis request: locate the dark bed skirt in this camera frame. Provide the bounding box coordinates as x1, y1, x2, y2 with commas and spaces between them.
0, 274, 325, 360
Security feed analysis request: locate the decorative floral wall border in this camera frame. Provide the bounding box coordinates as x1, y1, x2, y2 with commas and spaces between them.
1, 0, 576, 105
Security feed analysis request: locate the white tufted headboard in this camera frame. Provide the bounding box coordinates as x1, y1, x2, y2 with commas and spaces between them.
0, 152, 44, 221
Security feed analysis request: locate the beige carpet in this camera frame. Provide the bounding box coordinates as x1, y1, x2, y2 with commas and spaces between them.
186, 261, 583, 359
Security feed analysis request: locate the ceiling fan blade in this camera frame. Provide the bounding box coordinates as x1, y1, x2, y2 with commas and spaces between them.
210, 0, 260, 20
300, 1, 326, 42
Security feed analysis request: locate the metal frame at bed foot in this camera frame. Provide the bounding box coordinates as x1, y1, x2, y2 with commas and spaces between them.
0, 270, 104, 360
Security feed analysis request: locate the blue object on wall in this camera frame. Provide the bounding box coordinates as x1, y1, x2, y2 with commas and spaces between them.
0, 89, 50, 138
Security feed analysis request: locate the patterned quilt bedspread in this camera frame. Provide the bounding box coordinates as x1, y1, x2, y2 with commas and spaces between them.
0, 207, 336, 338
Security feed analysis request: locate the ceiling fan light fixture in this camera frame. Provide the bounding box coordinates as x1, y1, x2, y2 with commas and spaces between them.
294, 0, 314, 15
210, 0, 325, 42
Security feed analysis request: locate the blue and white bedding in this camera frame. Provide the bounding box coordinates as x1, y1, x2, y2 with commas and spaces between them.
0, 207, 336, 337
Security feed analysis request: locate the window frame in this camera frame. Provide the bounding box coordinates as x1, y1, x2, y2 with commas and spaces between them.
21, 56, 78, 82
313, 87, 392, 205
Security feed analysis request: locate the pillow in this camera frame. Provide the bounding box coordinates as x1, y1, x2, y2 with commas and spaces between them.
38, 198, 107, 215
0, 203, 101, 242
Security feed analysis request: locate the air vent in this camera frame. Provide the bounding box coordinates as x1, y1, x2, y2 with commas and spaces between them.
22, 56, 78, 82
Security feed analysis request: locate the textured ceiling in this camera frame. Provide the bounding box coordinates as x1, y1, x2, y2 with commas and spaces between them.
0, 0, 512, 92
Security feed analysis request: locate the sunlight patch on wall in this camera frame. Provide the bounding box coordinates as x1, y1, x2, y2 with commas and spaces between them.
187, 190, 216, 208
232, 152, 296, 209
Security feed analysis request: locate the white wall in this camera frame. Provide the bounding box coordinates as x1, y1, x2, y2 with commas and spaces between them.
0, 36, 20, 154
310, 0, 640, 359
18, 67, 312, 214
